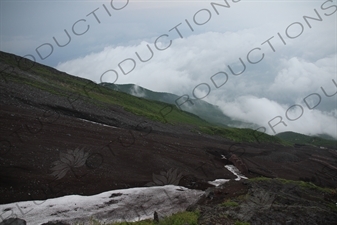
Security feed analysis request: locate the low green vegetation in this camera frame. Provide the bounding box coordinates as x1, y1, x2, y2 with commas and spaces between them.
234, 221, 250, 225
79, 211, 199, 225
102, 83, 252, 128
250, 177, 333, 193
109, 220, 153, 225
3, 51, 330, 146
276, 131, 337, 149
0, 52, 210, 127
220, 199, 239, 207
198, 126, 286, 144
1, 52, 286, 144
327, 202, 337, 212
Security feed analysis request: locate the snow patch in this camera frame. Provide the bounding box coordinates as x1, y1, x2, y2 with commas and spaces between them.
208, 179, 230, 187
0, 185, 203, 225
78, 118, 117, 128
208, 165, 248, 186
225, 165, 248, 181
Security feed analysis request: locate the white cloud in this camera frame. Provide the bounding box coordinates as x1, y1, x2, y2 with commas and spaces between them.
51, 1, 337, 138
261, 55, 337, 119
131, 84, 146, 98
213, 95, 337, 138
56, 30, 271, 92
269, 56, 336, 98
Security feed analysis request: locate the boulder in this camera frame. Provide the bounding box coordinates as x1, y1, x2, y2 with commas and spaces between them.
40, 222, 70, 225
0, 218, 26, 225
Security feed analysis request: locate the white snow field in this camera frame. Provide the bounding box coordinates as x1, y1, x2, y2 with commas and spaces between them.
0, 185, 203, 225
0, 165, 246, 224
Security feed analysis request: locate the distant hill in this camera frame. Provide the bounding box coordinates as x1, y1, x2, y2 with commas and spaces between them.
101, 83, 257, 128
276, 131, 337, 149
101, 83, 337, 147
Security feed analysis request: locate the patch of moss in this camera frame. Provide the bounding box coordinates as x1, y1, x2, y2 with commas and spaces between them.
249, 177, 333, 193
220, 200, 239, 207
80, 211, 199, 225
234, 221, 250, 225
327, 202, 337, 212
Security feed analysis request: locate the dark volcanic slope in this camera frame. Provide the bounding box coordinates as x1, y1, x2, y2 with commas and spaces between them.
0, 51, 337, 205
189, 179, 337, 225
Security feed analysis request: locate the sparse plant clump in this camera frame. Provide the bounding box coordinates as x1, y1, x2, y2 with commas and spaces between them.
236, 194, 248, 201
220, 199, 239, 207
109, 220, 153, 225
156, 211, 199, 225
81, 211, 199, 225
234, 221, 250, 225
250, 177, 333, 193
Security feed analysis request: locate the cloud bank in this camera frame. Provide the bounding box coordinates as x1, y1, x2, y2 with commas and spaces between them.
53, 1, 337, 138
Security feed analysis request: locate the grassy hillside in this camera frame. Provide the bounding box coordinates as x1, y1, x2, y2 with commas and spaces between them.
101, 83, 256, 128
102, 83, 337, 146
198, 126, 285, 144
0, 52, 212, 127
0, 51, 283, 144
276, 131, 337, 149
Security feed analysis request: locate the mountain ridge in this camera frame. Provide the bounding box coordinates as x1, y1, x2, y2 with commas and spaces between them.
100, 83, 256, 128
1, 51, 337, 225
101, 82, 336, 148
276, 131, 337, 149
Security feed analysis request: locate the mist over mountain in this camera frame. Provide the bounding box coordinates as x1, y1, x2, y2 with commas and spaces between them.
1, 0, 337, 223
101, 83, 337, 147
1, 50, 337, 224
101, 83, 258, 129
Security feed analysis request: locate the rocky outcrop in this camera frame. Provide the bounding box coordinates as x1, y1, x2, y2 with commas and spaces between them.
188, 179, 337, 225
40, 222, 70, 225
0, 218, 26, 225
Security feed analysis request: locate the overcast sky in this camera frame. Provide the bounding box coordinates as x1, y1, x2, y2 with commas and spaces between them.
1, 0, 336, 138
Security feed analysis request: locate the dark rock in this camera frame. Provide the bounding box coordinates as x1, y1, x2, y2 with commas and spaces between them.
40, 222, 70, 225
0, 218, 26, 225
153, 211, 159, 223
109, 193, 123, 198
191, 179, 337, 225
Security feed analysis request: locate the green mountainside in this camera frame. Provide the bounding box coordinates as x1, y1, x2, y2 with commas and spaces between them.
101, 83, 256, 128
1, 51, 335, 146
0, 52, 213, 127
101, 83, 337, 148
276, 131, 337, 149
0, 51, 278, 143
